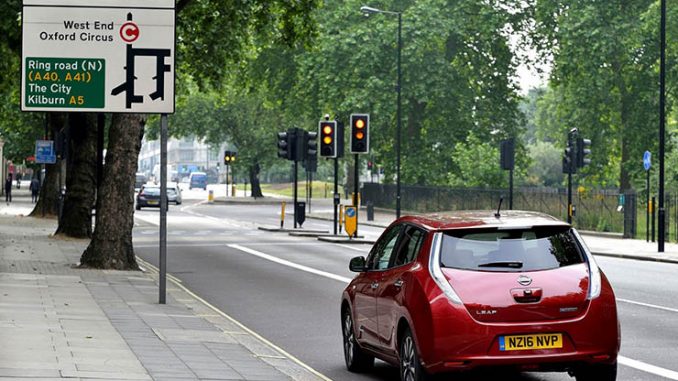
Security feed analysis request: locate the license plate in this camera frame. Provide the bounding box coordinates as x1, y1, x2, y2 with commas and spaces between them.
148, 200, 158, 205
499, 333, 563, 351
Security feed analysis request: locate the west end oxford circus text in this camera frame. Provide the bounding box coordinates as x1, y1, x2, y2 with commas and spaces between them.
39, 31, 113, 42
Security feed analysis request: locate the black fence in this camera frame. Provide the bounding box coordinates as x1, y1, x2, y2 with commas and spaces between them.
362, 183, 678, 240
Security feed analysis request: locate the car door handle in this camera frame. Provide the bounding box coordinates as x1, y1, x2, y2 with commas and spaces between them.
394, 279, 404, 288
371, 282, 380, 289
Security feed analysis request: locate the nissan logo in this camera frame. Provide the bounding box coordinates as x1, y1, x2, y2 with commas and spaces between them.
517, 275, 532, 286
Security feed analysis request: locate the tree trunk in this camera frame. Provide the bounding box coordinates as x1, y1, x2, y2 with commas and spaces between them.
249, 163, 263, 198
30, 113, 67, 218
55, 113, 98, 238
80, 114, 144, 270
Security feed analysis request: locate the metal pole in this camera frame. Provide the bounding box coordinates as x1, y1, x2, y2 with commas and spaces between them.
647, 170, 650, 242
334, 158, 338, 235
293, 159, 298, 229
652, 196, 656, 243
308, 171, 313, 214
226, 165, 229, 197
658, 0, 666, 252
395, 12, 402, 219
159, 114, 168, 304
354, 154, 359, 238
509, 169, 514, 210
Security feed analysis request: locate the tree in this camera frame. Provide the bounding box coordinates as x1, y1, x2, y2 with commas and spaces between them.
530, 0, 663, 191
80, 0, 321, 269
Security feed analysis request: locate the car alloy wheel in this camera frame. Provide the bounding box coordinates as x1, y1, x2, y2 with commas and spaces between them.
400, 328, 427, 381
342, 309, 373, 372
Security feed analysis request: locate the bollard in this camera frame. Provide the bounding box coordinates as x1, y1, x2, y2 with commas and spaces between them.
367, 201, 374, 221
232, 184, 237, 197
280, 201, 286, 229
208, 189, 214, 204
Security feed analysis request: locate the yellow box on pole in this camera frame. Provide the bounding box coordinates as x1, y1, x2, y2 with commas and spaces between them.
345, 206, 357, 238
280, 201, 286, 228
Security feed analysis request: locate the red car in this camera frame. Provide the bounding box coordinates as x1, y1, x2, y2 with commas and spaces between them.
341, 211, 620, 381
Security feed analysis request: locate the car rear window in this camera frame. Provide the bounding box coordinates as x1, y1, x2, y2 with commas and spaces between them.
439, 226, 584, 272
143, 188, 161, 196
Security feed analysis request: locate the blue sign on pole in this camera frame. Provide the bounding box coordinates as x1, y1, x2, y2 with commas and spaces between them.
35, 140, 56, 164
643, 150, 652, 171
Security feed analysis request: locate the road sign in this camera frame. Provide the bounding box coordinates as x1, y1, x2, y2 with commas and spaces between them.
344, 206, 357, 238
21, 0, 175, 113
643, 150, 652, 171
35, 140, 56, 164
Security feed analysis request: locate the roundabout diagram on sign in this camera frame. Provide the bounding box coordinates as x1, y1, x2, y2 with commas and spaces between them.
119, 21, 139, 43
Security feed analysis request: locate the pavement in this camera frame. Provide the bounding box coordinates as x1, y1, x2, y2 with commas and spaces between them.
0, 189, 328, 381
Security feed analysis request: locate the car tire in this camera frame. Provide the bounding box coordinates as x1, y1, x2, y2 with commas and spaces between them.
136, 205, 141, 211
342, 308, 374, 372
399, 328, 429, 381
575, 361, 617, 381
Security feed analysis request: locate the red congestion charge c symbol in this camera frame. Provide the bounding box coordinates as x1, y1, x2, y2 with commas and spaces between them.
120, 21, 139, 43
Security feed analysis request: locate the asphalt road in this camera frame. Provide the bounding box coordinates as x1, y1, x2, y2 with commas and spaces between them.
133, 192, 678, 381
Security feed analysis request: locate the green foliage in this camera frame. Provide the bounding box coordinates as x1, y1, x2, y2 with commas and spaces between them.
446, 133, 507, 188
529, 0, 676, 191
524, 141, 561, 187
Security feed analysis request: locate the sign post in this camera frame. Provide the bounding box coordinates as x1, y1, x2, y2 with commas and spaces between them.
21, 0, 176, 304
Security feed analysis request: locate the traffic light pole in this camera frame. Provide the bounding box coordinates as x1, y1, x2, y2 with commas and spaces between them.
509, 168, 514, 210
225, 164, 229, 197
334, 158, 339, 235
353, 154, 359, 238
293, 160, 298, 229
567, 169, 573, 225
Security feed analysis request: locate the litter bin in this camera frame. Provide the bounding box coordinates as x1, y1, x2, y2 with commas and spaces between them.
367, 202, 374, 221
295, 201, 306, 227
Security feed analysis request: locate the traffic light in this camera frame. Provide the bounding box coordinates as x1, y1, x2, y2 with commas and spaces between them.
562, 140, 576, 174
576, 138, 591, 168
277, 130, 294, 160
319, 120, 337, 158
499, 139, 515, 170
223, 150, 236, 165
350, 114, 369, 154
306, 131, 317, 160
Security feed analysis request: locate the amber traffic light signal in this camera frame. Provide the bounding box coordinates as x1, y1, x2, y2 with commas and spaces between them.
319, 121, 337, 158
223, 150, 237, 165
350, 114, 369, 154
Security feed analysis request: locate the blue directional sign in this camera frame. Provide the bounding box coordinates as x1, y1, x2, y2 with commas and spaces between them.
35, 140, 56, 164
643, 151, 651, 171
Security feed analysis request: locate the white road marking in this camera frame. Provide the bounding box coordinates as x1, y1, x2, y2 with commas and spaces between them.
228, 244, 352, 284
336, 244, 370, 253
618, 298, 678, 313
619, 356, 678, 380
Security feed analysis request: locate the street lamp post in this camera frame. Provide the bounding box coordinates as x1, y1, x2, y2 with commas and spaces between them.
658, 0, 666, 252
361, 5, 403, 218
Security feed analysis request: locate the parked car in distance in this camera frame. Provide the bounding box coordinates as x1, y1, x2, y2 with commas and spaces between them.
341, 210, 620, 381
134, 173, 147, 191
135, 185, 168, 210
166, 183, 182, 205
189, 171, 207, 190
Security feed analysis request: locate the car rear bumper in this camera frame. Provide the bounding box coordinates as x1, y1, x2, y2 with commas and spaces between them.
420, 291, 619, 374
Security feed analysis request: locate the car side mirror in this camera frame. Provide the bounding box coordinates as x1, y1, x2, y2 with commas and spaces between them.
349, 256, 367, 272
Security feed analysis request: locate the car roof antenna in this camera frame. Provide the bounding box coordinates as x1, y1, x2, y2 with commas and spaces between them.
494, 197, 504, 218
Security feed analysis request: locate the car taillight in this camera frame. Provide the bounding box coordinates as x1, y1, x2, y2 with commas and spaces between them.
572, 229, 601, 299
429, 233, 463, 305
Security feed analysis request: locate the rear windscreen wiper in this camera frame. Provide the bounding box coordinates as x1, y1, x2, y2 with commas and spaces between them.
477, 261, 523, 268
